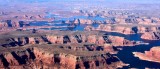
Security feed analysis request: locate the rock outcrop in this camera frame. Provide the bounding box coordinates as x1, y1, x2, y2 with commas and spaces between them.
0, 44, 128, 69
0, 30, 140, 47
78, 19, 93, 24
107, 36, 137, 46
141, 31, 160, 40
0, 20, 26, 29
0, 30, 151, 69
133, 46, 160, 63
0, 30, 141, 69
85, 24, 160, 34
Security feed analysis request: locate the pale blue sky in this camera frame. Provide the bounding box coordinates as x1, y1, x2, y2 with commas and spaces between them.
1, 0, 160, 3
0, 0, 160, 9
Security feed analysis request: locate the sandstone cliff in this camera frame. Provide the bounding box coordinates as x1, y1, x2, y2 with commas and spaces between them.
141, 31, 160, 40
0, 30, 139, 47
133, 46, 160, 63
0, 44, 128, 69
0, 30, 134, 69
85, 24, 160, 34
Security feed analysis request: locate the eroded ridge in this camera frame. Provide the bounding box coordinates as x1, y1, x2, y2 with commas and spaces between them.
0, 30, 137, 69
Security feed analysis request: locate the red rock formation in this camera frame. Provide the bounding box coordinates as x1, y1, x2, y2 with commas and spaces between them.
46, 35, 63, 44
0, 46, 127, 69
76, 53, 127, 69
4, 53, 19, 66
141, 32, 160, 40
11, 21, 20, 28
58, 53, 77, 69
28, 37, 36, 44
0, 22, 8, 28
88, 24, 160, 34
97, 36, 105, 45
103, 44, 115, 53
108, 36, 136, 46
85, 26, 95, 31
87, 35, 97, 43
34, 47, 54, 65
94, 24, 136, 34
79, 19, 92, 24
1, 31, 140, 47
133, 46, 160, 63
0, 30, 136, 69
70, 36, 79, 43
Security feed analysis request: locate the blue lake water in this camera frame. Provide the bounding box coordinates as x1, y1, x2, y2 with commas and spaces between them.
70, 16, 106, 21
115, 34, 160, 68
99, 31, 160, 68
30, 15, 105, 31
29, 20, 100, 31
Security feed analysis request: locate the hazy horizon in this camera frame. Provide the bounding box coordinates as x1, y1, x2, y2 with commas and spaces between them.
1, 0, 160, 4
1, 0, 160, 10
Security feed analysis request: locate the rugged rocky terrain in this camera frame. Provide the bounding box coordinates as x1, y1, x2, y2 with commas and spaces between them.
0, 44, 128, 69
84, 24, 160, 34
67, 15, 160, 25
133, 46, 160, 63
0, 30, 139, 69
141, 31, 160, 40
0, 30, 142, 47
0, 0, 160, 68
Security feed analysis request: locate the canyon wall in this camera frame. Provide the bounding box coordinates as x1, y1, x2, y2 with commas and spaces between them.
85, 24, 160, 34
0, 45, 127, 69
141, 31, 160, 40
1, 32, 138, 47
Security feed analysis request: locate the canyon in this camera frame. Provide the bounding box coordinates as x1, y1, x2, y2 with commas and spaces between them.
0, 0, 160, 68
0, 30, 132, 69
